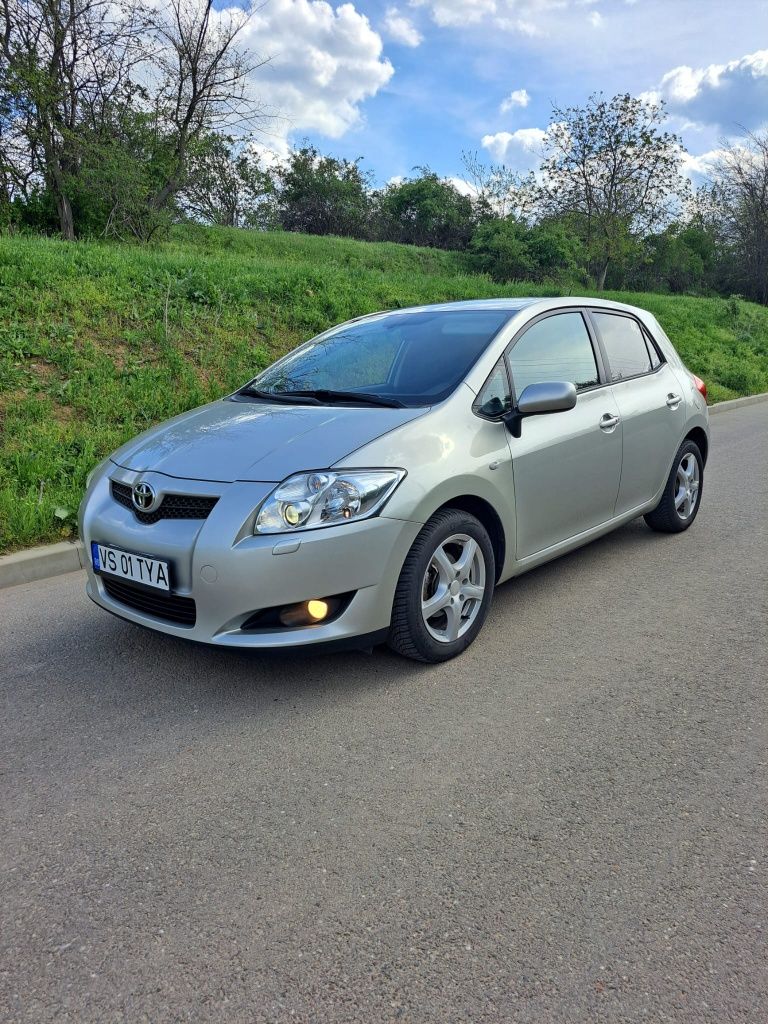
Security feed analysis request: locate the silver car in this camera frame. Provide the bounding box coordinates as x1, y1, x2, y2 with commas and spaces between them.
80, 298, 710, 662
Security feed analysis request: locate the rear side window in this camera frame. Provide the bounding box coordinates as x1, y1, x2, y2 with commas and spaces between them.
593, 312, 652, 381
508, 312, 599, 397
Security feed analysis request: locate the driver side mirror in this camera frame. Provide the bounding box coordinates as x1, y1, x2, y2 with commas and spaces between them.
504, 381, 577, 437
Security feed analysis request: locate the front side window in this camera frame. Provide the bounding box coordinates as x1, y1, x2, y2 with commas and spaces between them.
249, 310, 512, 408
593, 312, 652, 381
508, 312, 599, 398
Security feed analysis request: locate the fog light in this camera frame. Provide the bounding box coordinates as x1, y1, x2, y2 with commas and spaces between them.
278, 597, 337, 627
307, 599, 329, 621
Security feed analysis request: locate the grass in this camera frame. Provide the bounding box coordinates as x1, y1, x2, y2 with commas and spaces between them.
1, 223, 767, 553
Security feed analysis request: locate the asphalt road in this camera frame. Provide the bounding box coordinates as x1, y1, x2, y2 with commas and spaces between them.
2, 402, 766, 1024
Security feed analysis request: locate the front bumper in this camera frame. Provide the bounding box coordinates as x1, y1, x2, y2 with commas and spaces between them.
80, 466, 421, 649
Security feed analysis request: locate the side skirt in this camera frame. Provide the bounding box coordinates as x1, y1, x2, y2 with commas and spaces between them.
502, 498, 658, 581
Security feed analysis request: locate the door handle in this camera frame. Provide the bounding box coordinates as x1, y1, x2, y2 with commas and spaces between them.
666, 393, 682, 409
599, 413, 620, 431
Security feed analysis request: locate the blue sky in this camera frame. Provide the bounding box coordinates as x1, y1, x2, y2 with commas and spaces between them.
237, 0, 768, 185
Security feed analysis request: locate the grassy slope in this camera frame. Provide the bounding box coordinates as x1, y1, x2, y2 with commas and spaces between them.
1, 224, 767, 552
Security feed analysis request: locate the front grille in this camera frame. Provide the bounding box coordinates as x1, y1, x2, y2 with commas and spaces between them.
111, 481, 218, 525
101, 575, 197, 626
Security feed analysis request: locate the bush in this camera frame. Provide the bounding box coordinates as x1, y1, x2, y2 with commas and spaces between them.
469, 218, 584, 284
375, 171, 476, 250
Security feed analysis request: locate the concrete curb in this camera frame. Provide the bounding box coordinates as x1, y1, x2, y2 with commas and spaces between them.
2, 390, 768, 591
708, 390, 768, 415
0, 540, 86, 590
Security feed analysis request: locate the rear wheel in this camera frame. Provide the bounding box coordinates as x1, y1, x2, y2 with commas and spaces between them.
644, 439, 704, 534
388, 509, 495, 663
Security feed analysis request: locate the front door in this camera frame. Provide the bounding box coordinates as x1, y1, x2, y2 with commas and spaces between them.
506, 311, 623, 559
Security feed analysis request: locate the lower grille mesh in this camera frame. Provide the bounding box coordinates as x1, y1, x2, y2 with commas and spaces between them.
101, 576, 196, 626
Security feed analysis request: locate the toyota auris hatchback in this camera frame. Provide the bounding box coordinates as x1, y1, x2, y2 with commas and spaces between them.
80, 298, 709, 662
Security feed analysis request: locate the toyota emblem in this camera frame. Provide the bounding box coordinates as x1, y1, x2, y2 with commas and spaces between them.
132, 482, 157, 511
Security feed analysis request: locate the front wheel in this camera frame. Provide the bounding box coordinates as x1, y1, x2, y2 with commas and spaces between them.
388, 509, 495, 663
644, 439, 704, 534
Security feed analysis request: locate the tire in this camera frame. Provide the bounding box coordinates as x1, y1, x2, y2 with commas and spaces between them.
644, 439, 704, 534
388, 508, 496, 663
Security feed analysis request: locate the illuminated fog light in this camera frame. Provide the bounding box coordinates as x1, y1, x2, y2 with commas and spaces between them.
307, 599, 329, 621
278, 597, 338, 627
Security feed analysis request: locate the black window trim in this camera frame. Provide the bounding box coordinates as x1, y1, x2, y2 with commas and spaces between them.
471, 305, 668, 423
586, 308, 667, 386
472, 306, 608, 421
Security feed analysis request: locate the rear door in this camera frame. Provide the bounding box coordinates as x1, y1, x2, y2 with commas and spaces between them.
589, 310, 686, 516
504, 310, 623, 558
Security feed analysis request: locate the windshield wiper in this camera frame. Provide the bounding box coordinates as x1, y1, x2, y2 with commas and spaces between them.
237, 387, 322, 405
279, 389, 405, 408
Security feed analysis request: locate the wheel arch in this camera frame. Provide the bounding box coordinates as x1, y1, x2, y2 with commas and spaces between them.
431, 494, 507, 583
684, 425, 709, 465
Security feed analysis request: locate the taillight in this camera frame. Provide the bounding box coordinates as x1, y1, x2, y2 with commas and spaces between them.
692, 374, 707, 400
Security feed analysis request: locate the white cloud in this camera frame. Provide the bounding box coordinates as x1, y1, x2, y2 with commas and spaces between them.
409, 0, 496, 28
588, 9, 603, 27
481, 127, 546, 167
409, 0, 603, 34
680, 148, 723, 180
382, 6, 423, 46
448, 176, 478, 196
650, 49, 768, 132
242, 0, 394, 144
500, 88, 530, 112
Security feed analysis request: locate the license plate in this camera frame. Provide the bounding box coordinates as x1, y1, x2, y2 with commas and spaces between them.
92, 542, 170, 591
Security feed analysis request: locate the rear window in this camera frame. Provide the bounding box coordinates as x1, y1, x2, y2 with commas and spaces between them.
593, 312, 652, 381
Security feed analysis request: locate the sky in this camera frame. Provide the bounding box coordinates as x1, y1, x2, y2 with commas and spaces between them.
232, 0, 768, 186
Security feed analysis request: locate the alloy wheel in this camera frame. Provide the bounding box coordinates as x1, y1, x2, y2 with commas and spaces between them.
674, 452, 700, 521
421, 533, 487, 643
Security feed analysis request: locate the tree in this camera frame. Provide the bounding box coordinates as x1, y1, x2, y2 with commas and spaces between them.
706, 132, 768, 305
540, 93, 687, 289
148, 0, 268, 212
631, 221, 717, 294
0, 0, 269, 238
376, 169, 476, 249
0, 0, 146, 238
461, 150, 537, 221
276, 146, 372, 238
181, 135, 276, 229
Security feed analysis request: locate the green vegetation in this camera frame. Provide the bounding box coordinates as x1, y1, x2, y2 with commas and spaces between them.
2, 225, 767, 553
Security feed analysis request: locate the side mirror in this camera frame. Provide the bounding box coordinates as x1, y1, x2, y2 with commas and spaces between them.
504, 381, 577, 437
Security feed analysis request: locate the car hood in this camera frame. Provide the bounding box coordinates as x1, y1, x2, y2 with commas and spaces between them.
110, 399, 425, 482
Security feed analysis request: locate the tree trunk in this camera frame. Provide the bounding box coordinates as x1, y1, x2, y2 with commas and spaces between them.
152, 179, 179, 211
596, 260, 609, 291
45, 146, 76, 240
56, 191, 75, 240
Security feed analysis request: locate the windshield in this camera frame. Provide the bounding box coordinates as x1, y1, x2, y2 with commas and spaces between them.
246, 309, 513, 408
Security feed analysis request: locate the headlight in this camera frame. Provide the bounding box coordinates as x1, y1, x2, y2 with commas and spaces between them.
254, 469, 405, 534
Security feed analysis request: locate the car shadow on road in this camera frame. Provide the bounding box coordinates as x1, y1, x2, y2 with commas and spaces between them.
14, 515, 667, 720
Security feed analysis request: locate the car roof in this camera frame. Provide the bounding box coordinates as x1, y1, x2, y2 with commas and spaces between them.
364, 296, 651, 318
